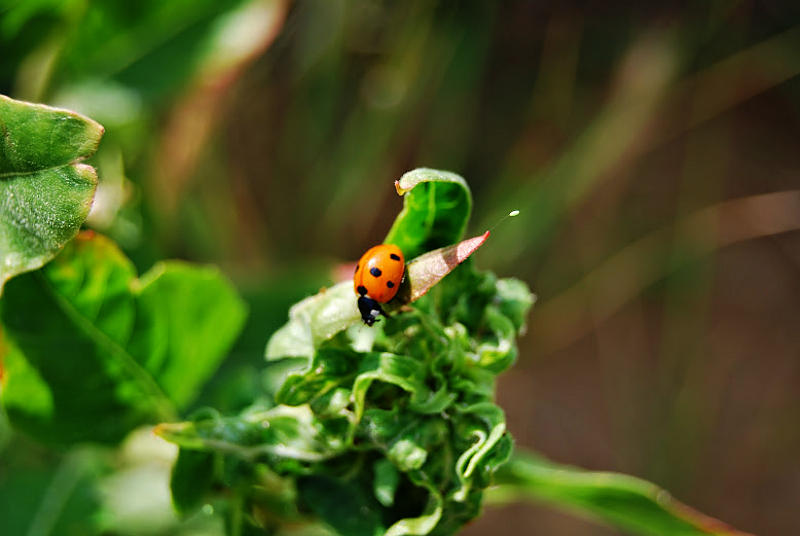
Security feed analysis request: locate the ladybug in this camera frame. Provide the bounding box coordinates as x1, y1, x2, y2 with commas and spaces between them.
353, 244, 405, 326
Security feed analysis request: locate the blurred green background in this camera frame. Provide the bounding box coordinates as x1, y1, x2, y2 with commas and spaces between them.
2, 0, 800, 534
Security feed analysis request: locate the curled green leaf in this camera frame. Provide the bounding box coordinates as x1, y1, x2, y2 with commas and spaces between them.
0, 95, 104, 293
385, 168, 472, 260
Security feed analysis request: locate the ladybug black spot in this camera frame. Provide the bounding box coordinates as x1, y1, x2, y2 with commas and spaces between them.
354, 264, 359, 274
390, 253, 401, 261
370, 267, 382, 277
386, 281, 394, 288
357, 285, 368, 296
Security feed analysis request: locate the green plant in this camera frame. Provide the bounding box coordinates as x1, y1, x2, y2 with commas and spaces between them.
0, 95, 749, 535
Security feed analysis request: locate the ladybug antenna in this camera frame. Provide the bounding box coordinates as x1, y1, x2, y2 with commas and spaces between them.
488, 209, 520, 233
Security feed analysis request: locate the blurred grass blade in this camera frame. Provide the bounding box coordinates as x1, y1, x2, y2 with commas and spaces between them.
533, 190, 800, 355
482, 30, 677, 264
385, 168, 472, 260
0, 95, 103, 293
489, 452, 753, 536
0, 233, 247, 445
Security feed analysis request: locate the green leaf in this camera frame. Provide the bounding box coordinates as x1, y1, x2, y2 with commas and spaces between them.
493, 278, 536, 333
275, 348, 362, 407
373, 459, 399, 507
0, 94, 103, 293
384, 168, 472, 260
155, 404, 343, 464
0, 446, 106, 536
298, 475, 385, 536
385, 475, 443, 536
0, 233, 247, 445
170, 448, 216, 515
52, 0, 253, 102
265, 283, 360, 361
131, 261, 249, 408
489, 452, 753, 536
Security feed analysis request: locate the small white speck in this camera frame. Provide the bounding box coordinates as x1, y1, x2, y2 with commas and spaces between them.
508, 210, 520, 217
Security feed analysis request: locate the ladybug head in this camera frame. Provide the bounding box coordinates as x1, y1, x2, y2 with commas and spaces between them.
358, 296, 387, 326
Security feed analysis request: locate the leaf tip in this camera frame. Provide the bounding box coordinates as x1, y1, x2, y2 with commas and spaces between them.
402, 232, 492, 303
153, 422, 188, 442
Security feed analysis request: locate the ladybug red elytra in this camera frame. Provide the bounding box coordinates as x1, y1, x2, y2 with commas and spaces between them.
353, 244, 405, 326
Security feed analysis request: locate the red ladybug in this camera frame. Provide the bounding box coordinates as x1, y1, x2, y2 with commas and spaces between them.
353, 244, 405, 325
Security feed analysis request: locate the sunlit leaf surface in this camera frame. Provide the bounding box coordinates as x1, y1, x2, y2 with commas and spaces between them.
0, 233, 247, 445
0, 95, 103, 292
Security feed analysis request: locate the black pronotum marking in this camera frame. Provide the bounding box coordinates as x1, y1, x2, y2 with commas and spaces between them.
370, 267, 382, 277
390, 253, 401, 261
357, 285, 368, 296
386, 281, 395, 288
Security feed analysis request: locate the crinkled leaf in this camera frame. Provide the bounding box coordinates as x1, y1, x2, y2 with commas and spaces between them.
155, 404, 343, 464
275, 348, 361, 408
385, 476, 443, 536
494, 278, 536, 333
384, 168, 472, 260
0, 95, 103, 292
489, 452, 753, 536
451, 403, 511, 502
0, 233, 247, 445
